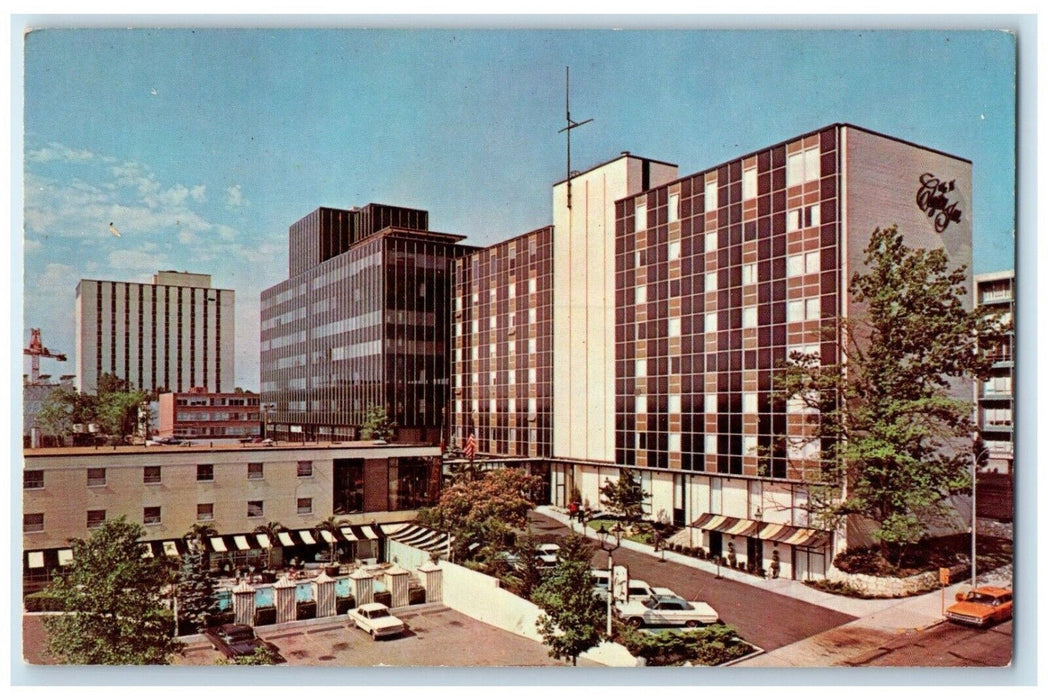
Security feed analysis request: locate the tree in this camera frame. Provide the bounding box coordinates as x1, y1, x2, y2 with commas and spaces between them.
185, 522, 218, 572
252, 521, 286, 570
773, 226, 1007, 564
35, 386, 98, 444
599, 466, 649, 532
360, 403, 395, 442
175, 550, 219, 634
43, 517, 183, 664
532, 532, 605, 666
417, 468, 542, 561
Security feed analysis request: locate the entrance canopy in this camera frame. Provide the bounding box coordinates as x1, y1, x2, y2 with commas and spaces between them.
381, 523, 453, 554
691, 512, 830, 548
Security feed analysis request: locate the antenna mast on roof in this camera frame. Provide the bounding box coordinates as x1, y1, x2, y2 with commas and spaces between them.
558, 66, 592, 210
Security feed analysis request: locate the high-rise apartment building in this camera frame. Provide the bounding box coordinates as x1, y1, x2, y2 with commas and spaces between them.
75, 271, 235, 394
974, 270, 1014, 474
452, 124, 973, 580
260, 204, 472, 443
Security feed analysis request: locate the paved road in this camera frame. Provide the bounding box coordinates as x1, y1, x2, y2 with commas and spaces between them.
528, 512, 856, 653
850, 619, 1012, 667
23, 607, 593, 667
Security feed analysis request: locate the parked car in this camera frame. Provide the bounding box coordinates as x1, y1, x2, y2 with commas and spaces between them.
348, 602, 407, 639
204, 624, 274, 660
945, 586, 1013, 627
614, 579, 659, 605
617, 594, 720, 628
535, 543, 561, 568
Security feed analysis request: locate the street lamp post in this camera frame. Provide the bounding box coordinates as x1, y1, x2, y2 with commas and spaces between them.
971, 439, 991, 588
596, 523, 622, 638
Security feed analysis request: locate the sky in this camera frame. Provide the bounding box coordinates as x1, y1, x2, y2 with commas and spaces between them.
18, 27, 1017, 391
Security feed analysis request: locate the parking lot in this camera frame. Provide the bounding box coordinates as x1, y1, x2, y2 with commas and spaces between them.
172, 606, 596, 667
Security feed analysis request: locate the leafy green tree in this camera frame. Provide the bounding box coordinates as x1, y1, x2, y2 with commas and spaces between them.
43, 517, 183, 664
417, 468, 542, 561
532, 532, 605, 666
360, 403, 395, 441
599, 466, 650, 532
185, 522, 218, 572
773, 226, 1008, 564
175, 550, 219, 634
501, 530, 546, 600
35, 386, 98, 444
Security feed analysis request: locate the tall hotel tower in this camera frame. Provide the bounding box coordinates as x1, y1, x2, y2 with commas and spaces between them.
75, 270, 235, 394
452, 124, 973, 580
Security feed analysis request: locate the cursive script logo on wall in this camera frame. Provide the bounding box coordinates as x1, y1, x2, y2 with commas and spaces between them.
916, 172, 963, 233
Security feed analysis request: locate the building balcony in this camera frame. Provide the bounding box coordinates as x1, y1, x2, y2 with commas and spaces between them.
980, 421, 1013, 433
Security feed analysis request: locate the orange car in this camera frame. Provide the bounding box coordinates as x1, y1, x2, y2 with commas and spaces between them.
945, 586, 1013, 627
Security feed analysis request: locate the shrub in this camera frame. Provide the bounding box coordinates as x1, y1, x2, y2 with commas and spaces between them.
618, 624, 753, 666
24, 590, 64, 612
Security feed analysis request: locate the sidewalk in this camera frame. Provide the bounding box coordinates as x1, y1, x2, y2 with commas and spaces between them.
535, 505, 1012, 666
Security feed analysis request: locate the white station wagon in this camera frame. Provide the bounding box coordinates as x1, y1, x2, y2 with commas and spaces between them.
348, 602, 407, 639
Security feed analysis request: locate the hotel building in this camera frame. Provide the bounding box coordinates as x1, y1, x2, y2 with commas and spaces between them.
260, 204, 473, 443
23, 441, 441, 588
451, 124, 974, 580
75, 270, 235, 394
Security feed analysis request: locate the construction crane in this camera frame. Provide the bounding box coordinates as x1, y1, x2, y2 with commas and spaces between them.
24, 328, 67, 384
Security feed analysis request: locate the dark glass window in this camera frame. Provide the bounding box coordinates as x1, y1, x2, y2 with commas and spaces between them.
24, 470, 44, 489
297, 461, 314, 478
197, 464, 214, 482
87, 468, 106, 487
25, 513, 44, 532
87, 510, 106, 528
333, 458, 365, 515
248, 462, 263, 480
143, 506, 162, 525
197, 503, 214, 521
247, 500, 264, 518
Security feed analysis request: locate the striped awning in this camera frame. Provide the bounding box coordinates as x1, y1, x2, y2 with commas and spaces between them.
690, 513, 761, 537
297, 530, 316, 546
691, 513, 829, 549
383, 523, 454, 554
278, 531, 296, 547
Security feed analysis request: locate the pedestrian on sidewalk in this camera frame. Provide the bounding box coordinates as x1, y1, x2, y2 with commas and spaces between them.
568, 501, 579, 523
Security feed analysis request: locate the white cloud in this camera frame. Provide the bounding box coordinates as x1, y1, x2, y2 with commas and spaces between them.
225, 184, 245, 208
107, 250, 166, 278
26, 142, 96, 163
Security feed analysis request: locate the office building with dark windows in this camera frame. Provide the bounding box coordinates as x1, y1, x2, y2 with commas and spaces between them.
260, 204, 474, 443
450, 124, 973, 581
75, 270, 235, 394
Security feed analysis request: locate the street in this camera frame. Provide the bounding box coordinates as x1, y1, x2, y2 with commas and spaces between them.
527, 512, 856, 653
849, 619, 1013, 667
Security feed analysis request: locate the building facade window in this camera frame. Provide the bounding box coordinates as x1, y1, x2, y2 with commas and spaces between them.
634, 200, 647, 232
143, 506, 162, 526
297, 497, 313, 515
24, 470, 44, 489
197, 464, 214, 482
247, 500, 264, 518
297, 461, 314, 478
87, 510, 106, 529
197, 503, 214, 521
247, 462, 263, 480
668, 193, 680, 223
668, 240, 681, 261
742, 166, 757, 200
25, 513, 44, 533
704, 180, 718, 211
87, 468, 106, 487
143, 466, 161, 484
786, 147, 821, 186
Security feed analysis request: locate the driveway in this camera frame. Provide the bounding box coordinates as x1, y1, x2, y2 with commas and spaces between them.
528, 511, 856, 653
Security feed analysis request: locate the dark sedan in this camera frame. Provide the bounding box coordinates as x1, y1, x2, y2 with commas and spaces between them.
204, 624, 281, 661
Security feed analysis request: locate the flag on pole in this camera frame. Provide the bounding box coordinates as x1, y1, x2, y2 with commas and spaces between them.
464, 432, 477, 461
